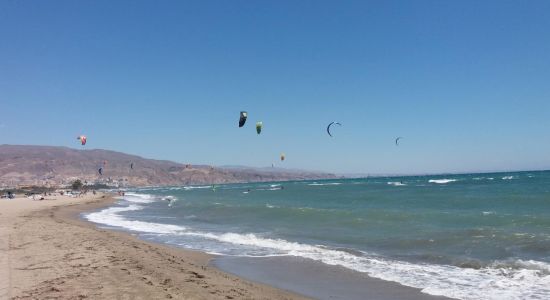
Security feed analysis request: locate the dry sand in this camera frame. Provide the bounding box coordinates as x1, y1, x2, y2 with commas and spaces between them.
0, 193, 308, 300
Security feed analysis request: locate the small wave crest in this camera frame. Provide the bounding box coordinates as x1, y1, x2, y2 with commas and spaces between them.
85, 204, 186, 234
308, 182, 342, 186
184, 185, 212, 190
387, 181, 407, 186
428, 179, 457, 184
123, 192, 156, 203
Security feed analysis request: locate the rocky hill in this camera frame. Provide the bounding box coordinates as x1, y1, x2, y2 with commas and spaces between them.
0, 145, 338, 188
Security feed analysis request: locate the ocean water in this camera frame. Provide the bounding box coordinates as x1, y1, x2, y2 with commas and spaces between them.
85, 171, 550, 300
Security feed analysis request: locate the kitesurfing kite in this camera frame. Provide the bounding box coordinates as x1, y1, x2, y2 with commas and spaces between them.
130, 162, 134, 170
256, 122, 263, 134
395, 137, 403, 146
98, 167, 103, 175
77, 135, 87, 145
239, 111, 248, 127
326, 122, 342, 137
280, 153, 286, 161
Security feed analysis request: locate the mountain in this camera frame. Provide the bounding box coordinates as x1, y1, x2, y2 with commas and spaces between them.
0, 145, 338, 188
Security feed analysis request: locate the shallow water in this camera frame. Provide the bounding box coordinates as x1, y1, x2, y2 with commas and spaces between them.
86, 170, 550, 299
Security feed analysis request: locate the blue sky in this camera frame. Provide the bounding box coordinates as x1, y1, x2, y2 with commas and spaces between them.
1, 0, 550, 174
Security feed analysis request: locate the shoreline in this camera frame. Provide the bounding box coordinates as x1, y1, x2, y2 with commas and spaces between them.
213, 256, 456, 300
1, 193, 457, 300
79, 195, 456, 300
1, 194, 308, 299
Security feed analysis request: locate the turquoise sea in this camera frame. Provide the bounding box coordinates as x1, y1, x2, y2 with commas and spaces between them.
85, 171, 550, 299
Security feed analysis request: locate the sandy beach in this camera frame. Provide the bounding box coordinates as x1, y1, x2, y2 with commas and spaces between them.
0, 193, 308, 300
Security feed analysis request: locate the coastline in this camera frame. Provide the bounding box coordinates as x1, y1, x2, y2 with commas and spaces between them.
1, 194, 308, 299
1, 192, 458, 300
213, 256, 456, 300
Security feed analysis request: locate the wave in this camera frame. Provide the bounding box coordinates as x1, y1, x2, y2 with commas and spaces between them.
473, 177, 496, 181
256, 187, 283, 191
428, 179, 457, 184
85, 205, 186, 234
86, 202, 550, 299
387, 181, 407, 186
123, 192, 156, 203
308, 182, 342, 186
502, 176, 516, 180
184, 185, 213, 190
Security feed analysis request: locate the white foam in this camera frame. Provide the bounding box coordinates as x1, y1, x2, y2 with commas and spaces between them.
256, 187, 283, 191
429, 179, 457, 184
85, 205, 186, 234
387, 181, 407, 186
308, 182, 342, 186
482, 211, 495, 216
184, 185, 212, 190
502, 176, 516, 180
123, 192, 156, 203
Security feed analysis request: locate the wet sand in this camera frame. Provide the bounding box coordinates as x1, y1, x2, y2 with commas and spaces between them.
0, 194, 307, 299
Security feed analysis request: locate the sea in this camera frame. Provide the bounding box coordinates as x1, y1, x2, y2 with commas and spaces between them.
84, 170, 550, 300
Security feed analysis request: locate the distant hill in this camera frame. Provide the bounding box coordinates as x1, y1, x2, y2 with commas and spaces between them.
0, 145, 338, 188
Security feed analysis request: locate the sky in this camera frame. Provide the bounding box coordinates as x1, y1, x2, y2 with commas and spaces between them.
1, 0, 550, 174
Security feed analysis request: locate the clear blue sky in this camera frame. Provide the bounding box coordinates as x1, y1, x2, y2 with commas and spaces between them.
1, 0, 549, 174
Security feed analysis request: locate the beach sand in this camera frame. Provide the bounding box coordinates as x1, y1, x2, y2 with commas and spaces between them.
0, 194, 308, 299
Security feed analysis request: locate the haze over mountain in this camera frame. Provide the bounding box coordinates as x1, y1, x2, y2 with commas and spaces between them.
0, 145, 338, 188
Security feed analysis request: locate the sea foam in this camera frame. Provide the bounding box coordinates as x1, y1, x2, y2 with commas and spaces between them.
388, 181, 407, 186
123, 192, 156, 203
428, 179, 457, 184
